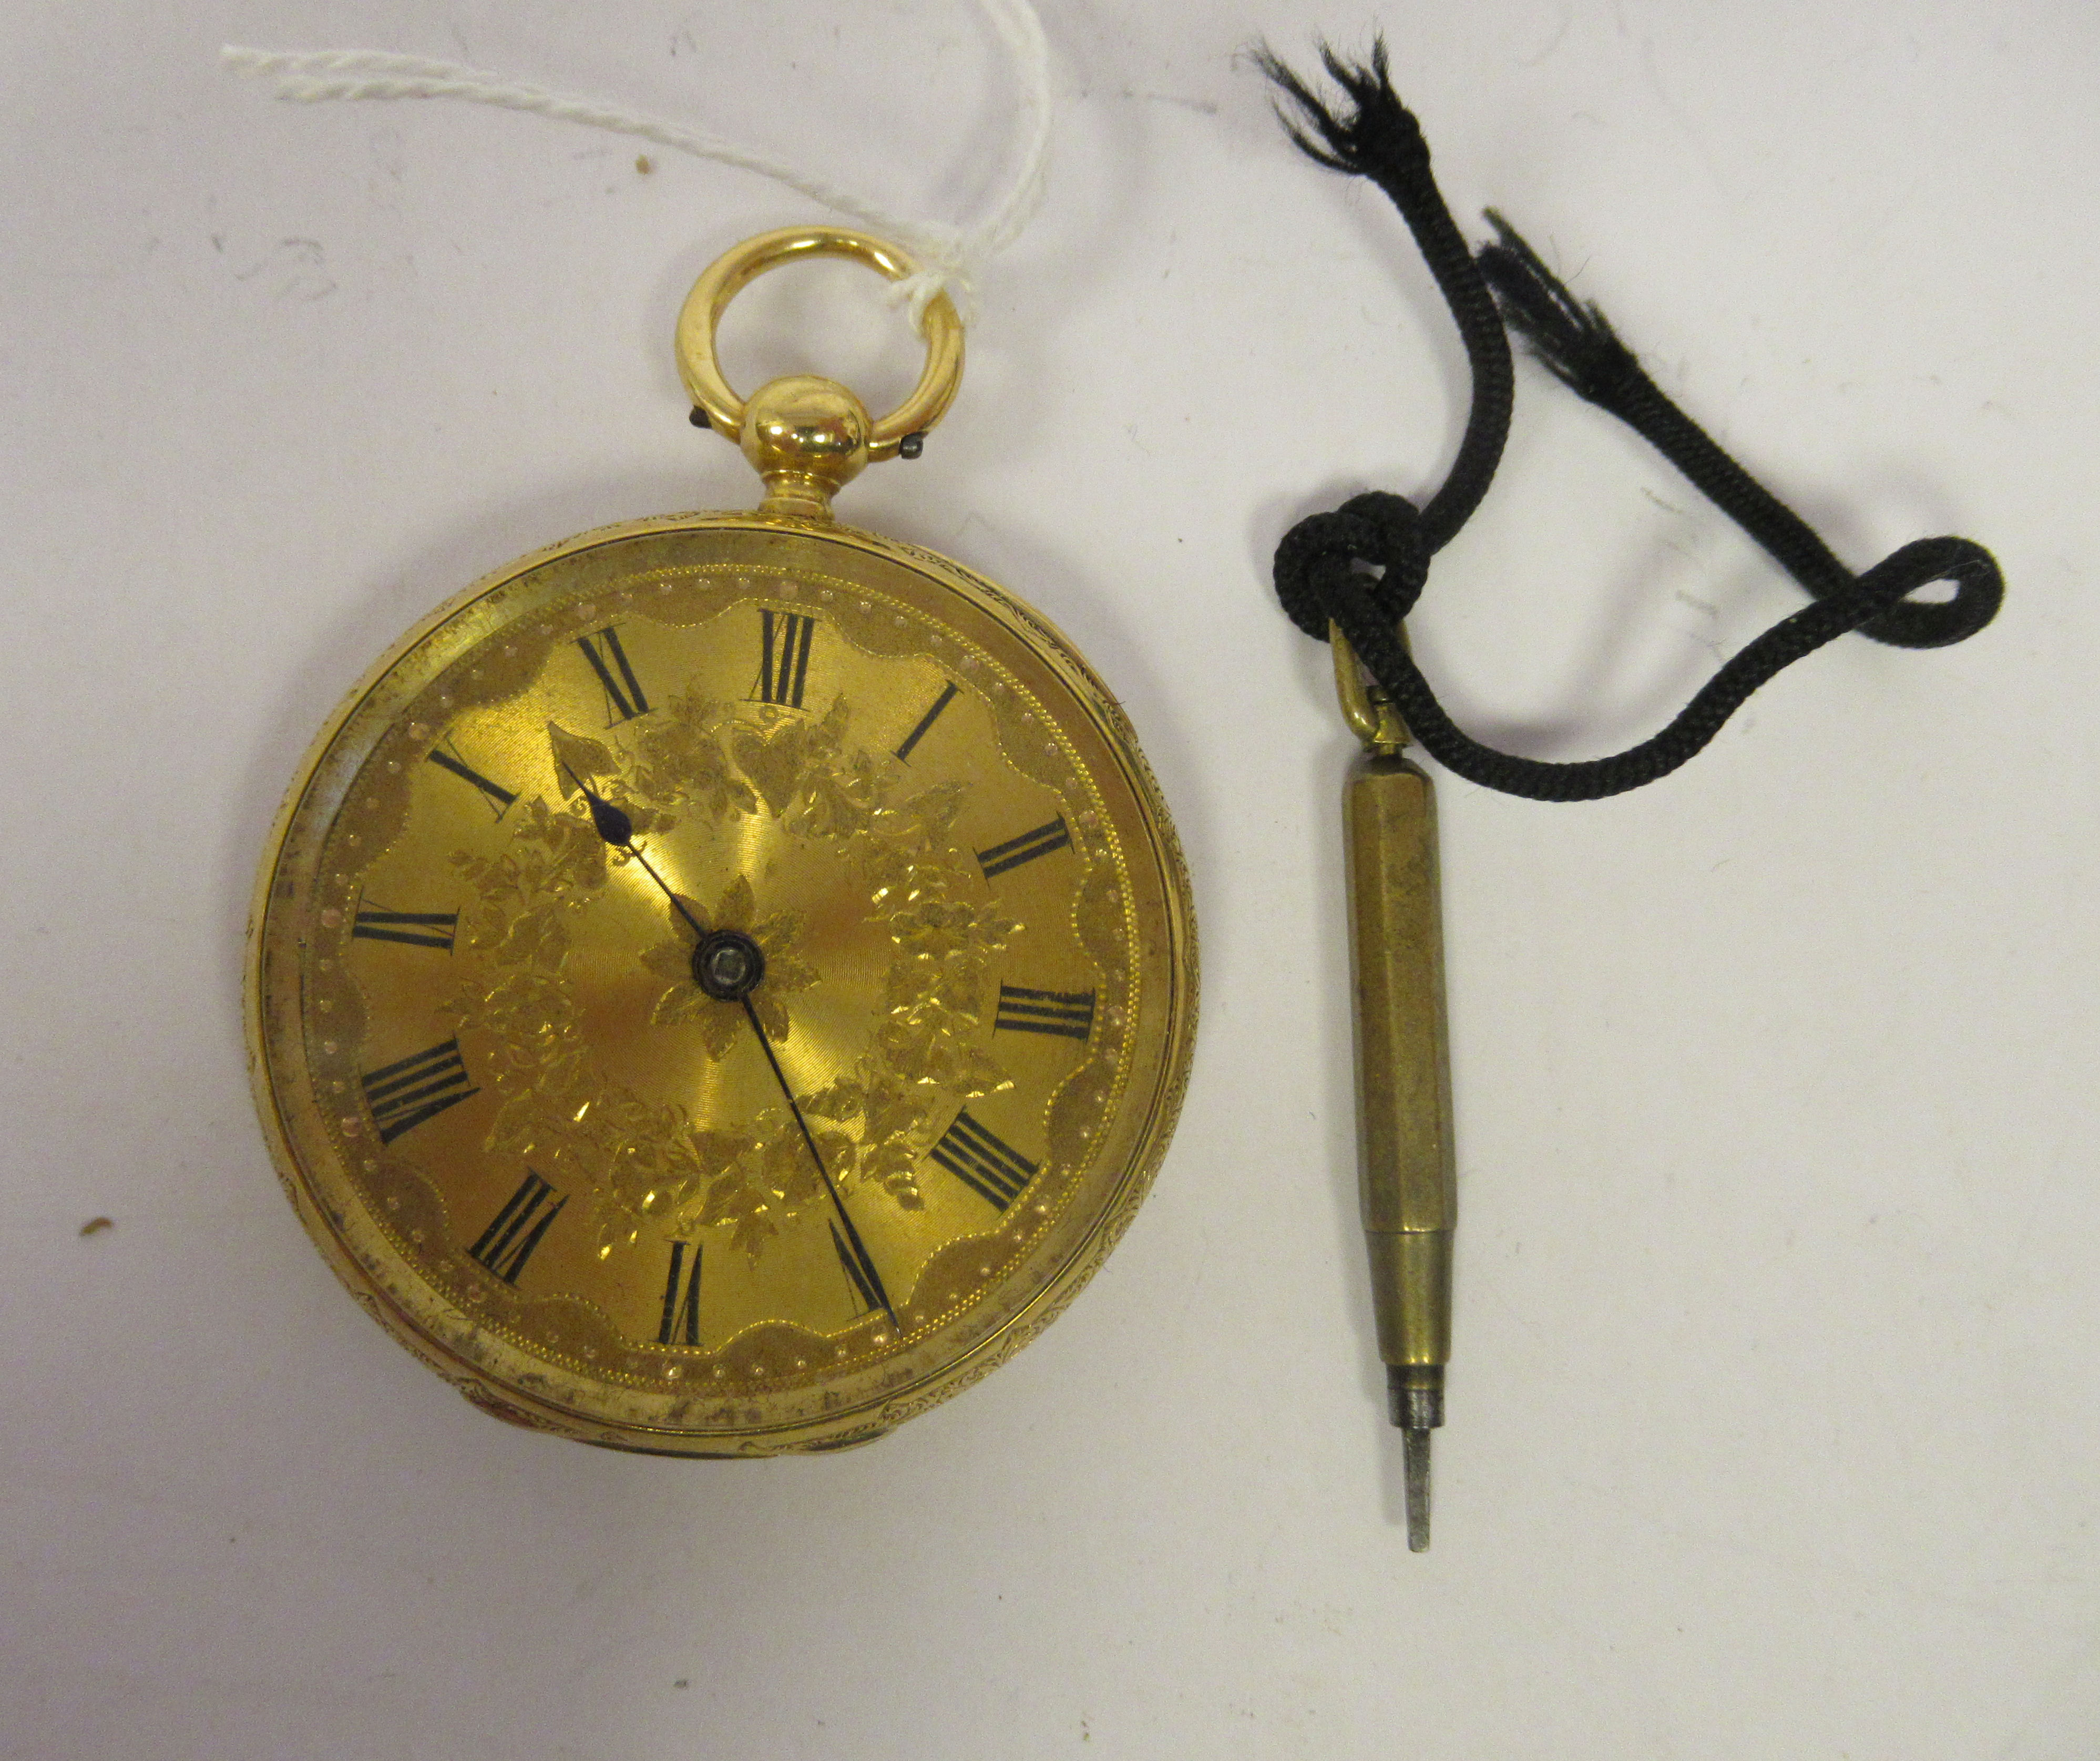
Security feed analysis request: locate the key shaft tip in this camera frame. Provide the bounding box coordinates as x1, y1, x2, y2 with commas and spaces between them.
1403, 1426, 1432, 1551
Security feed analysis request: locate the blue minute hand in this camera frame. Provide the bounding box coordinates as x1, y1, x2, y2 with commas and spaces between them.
564, 765, 708, 940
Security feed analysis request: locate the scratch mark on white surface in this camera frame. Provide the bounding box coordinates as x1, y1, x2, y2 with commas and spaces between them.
232, 238, 336, 303
1517, 8, 1575, 66
1115, 87, 1220, 115
369, 127, 406, 183
1678, 623, 1724, 661
1637, 35, 1739, 207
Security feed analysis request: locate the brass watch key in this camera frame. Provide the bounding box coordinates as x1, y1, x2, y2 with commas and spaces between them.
1334, 628, 1455, 1551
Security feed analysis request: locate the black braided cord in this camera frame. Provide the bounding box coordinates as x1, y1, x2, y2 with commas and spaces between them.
1260, 43, 2003, 803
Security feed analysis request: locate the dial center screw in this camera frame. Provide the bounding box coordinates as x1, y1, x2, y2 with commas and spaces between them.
692, 929, 766, 1000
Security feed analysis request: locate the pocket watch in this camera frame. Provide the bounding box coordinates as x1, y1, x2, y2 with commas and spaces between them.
247, 227, 1197, 1456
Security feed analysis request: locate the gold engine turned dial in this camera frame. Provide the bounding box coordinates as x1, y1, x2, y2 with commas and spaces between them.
248, 233, 1194, 1455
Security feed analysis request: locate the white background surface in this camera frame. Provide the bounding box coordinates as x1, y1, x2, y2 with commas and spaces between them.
5, 3, 2097, 1756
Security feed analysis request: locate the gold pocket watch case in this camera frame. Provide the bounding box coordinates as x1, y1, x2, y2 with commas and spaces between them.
246, 228, 1197, 1455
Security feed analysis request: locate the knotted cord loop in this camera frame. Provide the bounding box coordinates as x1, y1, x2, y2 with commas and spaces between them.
1273, 491, 1428, 638
1261, 44, 2003, 801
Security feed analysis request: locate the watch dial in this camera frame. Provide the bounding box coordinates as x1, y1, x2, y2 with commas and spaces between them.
252, 520, 1193, 1451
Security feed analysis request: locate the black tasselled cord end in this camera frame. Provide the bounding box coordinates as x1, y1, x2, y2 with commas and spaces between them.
1475, 211, 1645, 413
1251, 37, 1429, 178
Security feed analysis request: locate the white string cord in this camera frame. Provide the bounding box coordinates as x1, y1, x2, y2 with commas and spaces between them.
222, 0, 1051, 327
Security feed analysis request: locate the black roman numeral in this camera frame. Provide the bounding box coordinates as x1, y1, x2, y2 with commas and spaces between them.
657, 1240, 703, 1346
831, 1220, 882, 1314
977, 817, 1071, 878
351, 906, 458, 951
576, 626, 650, 723
893, 681, 959, 762
929, 1111, 1039, 1212
361, 1038, 479, 1144
469, 1172, 566, 1286
426, 744, 518, 818
993, 984, 1096, 1041
753, 609, 816, 708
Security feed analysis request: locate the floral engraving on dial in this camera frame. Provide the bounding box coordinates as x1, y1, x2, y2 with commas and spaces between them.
639, 873, 816, 1053
440, 681, 1059, 1292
